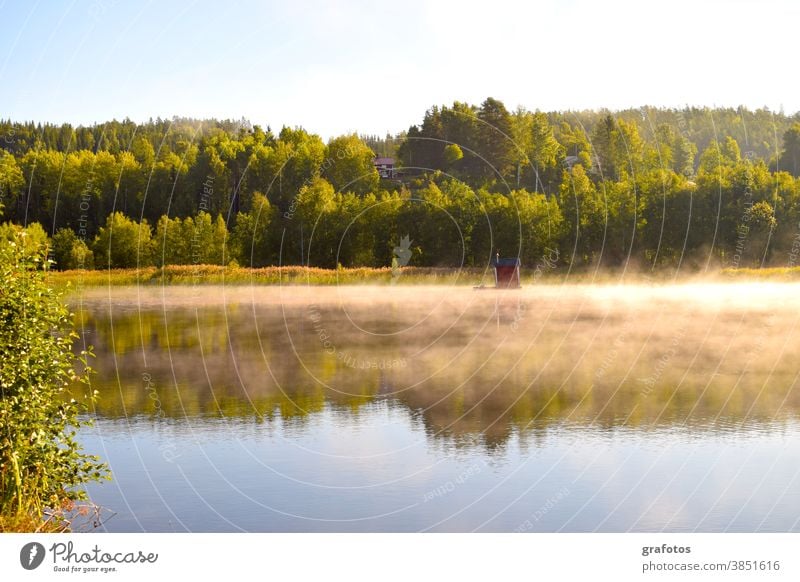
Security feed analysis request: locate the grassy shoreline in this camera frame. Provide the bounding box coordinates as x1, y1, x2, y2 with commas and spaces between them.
719, 266, 800, 280
44, 264, 800, 289
47, 265, 488, 288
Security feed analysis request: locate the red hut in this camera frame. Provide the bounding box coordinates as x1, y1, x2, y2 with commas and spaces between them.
493, 256, 521, 289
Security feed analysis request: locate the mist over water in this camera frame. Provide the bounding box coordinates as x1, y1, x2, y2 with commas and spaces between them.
72, 283, 800, 532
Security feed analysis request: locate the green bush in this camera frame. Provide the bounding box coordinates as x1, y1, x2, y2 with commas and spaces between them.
52, 228, 94, 270
93, 212, 154, 269
0, 230, 109, 531
0, 222, 51, 262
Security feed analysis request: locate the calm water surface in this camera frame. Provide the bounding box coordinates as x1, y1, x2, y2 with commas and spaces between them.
70, 284, 800, 532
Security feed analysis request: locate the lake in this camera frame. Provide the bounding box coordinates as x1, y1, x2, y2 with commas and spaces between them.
70, 283, 800, 532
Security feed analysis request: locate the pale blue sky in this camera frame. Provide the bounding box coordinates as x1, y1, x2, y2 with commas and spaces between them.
0, 0, 797, 139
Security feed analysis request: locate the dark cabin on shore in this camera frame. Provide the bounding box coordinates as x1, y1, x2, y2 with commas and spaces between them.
493, 256, 521, 289
373, 157, 396, 179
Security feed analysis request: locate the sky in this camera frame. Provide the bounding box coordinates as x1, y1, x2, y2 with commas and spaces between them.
0, 0, 798, 139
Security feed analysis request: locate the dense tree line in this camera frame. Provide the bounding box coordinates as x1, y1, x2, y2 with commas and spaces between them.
2, 101, 800, 271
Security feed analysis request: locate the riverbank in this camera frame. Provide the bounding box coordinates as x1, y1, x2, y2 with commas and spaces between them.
719, 266, 800, 280
45, 263, 792, 289
47, 265, 480, 288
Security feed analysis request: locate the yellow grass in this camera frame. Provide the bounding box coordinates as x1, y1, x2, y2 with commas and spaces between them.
720, 266, 800, 280
46, 265, 491, 288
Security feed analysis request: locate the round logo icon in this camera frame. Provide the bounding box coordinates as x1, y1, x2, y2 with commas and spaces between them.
20, 542, 46, 570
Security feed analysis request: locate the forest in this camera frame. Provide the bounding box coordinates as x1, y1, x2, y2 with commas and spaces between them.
1, 99, 800, 271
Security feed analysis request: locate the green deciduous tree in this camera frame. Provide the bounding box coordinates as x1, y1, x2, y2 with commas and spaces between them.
189, 212, 229, 265
323, 134, 379, 196
560, 165, 606, 265
154, 215, 189, 266
93, 212, 154, 268
511, 109, 564, 192
231, 193, 273, 267
52, 228, 93, 270
443, 143, 464, 167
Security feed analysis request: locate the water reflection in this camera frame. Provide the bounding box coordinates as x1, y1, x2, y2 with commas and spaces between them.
75, 285, 800, 442
70, 284, 800, 531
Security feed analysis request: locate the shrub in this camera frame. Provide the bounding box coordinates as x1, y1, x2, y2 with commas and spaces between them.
52, 228, 94, 270
93, 212, 154, 269
0, 230, 109, 531
0, 222, 51, 262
